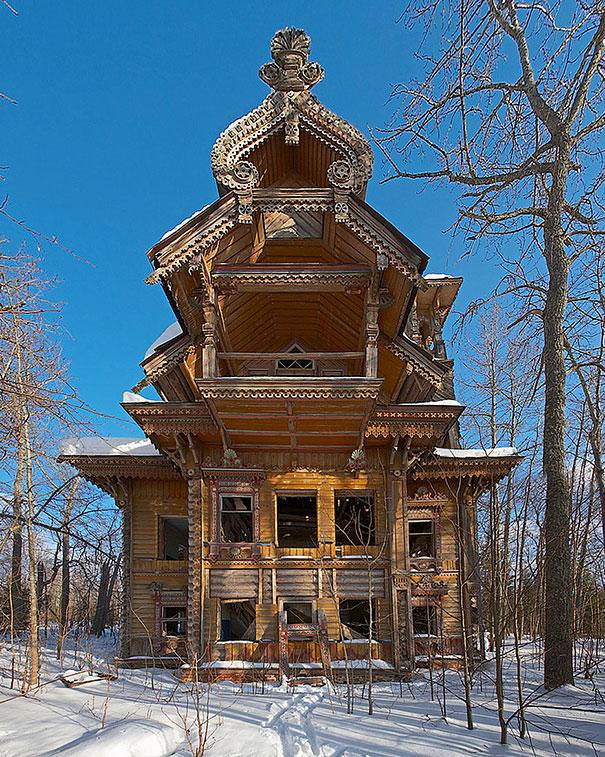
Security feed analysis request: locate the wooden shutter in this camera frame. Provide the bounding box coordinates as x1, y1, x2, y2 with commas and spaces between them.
377, 597, 393, 642
317, 484, 334, 545
316, 597, 340, 639
202, 597, 219, 644
256, 603, 278, 641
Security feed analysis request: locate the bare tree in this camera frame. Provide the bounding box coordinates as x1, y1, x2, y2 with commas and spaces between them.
378, 1, 605, 690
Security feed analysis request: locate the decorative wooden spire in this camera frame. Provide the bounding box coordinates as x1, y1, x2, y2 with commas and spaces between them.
259, 28, 324, 92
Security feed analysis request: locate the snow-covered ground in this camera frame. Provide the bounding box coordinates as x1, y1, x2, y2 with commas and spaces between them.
0, 636, 603, 756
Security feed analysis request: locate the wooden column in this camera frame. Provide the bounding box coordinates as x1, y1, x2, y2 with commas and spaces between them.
118, 481, 132, 660
365, 280, 379, 378
202, 292, 218, 378
390, 445, 415, 673
186, 476, 203, 661
400, 457, 416, 669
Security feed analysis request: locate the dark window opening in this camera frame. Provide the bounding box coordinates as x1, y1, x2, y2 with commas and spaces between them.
339, 599, 377, 640
409, 520, 435, 558
161, 606, 186, 637
160, 517, 188, 560
220, 600, 256, 641
283, 601, 314, 625
335, 494, 375, 546
276, 345, 314, 373
221, 495, 253, 543
412, 605, 437, 636
277, 495, 317, 548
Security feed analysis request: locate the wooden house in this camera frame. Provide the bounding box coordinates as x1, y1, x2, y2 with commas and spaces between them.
61, 28, 519, 680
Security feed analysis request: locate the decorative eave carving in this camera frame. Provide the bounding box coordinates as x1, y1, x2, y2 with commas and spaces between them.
210, 91, 373, 200
410, 454, 522, 481
201, 467, 266, 485
145, 197, 239, 285
253, 187, 333, 213
258, 28, 324, 93
380, 335, 447, 389
58, 455, 180, 496
122, 401, 218, 437
134, 338, 196, 393
145, 189, 424, 289
365, 422, 449, 440
195, 377, 383, 401
210, 28, 373, 213
211, 264, 371, 293
411, 575, 450, 597
342, 209, 424, 286
365, 404, 462, 442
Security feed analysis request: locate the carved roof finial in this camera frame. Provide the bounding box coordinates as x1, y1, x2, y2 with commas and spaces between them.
259, 28, 324, 92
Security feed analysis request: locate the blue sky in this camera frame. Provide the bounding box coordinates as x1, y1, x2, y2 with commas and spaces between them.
1, 1, 498, 437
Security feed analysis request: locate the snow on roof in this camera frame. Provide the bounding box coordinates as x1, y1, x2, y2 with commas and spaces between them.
398, 399, 462, 408
60, 437, 161, 457
159, 204, 210, 242
122, 391, 154, 404
424, 273, 460, 282
434, 446, 518, 459
144, 321, 183, 360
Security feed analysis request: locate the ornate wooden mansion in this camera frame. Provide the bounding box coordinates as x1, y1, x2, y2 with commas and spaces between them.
61, 29, 519, 680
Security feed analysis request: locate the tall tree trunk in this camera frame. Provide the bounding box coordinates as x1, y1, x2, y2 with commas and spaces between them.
57, 478, 79, 660
92, 557, 121, 638
542, 144, 574, 690
24, 421, 40, 690
10, 421, 25, 633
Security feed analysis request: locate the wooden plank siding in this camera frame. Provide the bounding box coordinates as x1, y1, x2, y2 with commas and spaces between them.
125, 466, 465, 665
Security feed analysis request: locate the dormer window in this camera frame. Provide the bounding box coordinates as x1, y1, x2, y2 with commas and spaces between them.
276, 344, 314, 374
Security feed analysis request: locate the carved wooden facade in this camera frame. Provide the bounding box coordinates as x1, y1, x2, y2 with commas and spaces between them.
61, 29, 519, 678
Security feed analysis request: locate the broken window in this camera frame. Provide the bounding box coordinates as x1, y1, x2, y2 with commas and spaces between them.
283, 601, 314, 625
335, 494, 375, 546
408, 520, 435, 558
161, 606, 186, 637
412, 604, 438, 636
160, 516, 188, 560
276, 344, 314, 374
339, 599, 377, 640
220, 495, 253, 543
220, 600, 256, 641
277, 494, 317, 548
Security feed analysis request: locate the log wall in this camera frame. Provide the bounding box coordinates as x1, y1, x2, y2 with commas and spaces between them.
123, 469, 466, 663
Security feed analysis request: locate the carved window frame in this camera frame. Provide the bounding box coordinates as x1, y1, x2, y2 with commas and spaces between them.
410, 598, 441, 638
219, 493, 254, 544
206, 474, 262, 553
152, 587, 188, 640
407, 510, 442, 572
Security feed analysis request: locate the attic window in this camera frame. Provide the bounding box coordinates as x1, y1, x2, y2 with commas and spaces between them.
276, 344, 314, 373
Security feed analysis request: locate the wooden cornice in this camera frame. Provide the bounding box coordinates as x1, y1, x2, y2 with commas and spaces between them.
145, 195, 239, 285
195, 376, 383, 401
122, 401, 218, 437
365, 403, 463, 443
212, 264, 371, 293
58, 454, 180, 496
380, 334, 448, 389
144, 188, 427, 289
409, 453, 522, 481
135, 335, 195, 393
